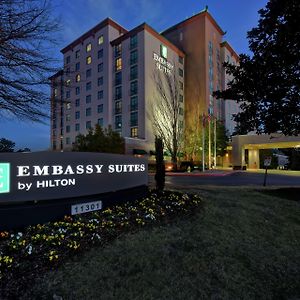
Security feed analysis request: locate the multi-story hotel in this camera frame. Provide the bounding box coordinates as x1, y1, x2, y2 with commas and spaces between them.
50, 9, 239, 156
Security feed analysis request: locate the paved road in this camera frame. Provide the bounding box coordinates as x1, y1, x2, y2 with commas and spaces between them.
149, 171, 300, 187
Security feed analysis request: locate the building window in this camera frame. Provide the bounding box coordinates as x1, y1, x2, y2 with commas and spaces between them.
86, 121, 92, 129
114, 44, 121, 57
66, 114, 71, 122
130, 35, 137, 49
179, 32, 183, 41
66, 102, 71, 110
115, 72, 122, 85
115, 86, 122, 100
98, 49, 103, 59
86, 69, 91, 78
66, 79, 71, 86
75, 123, 80, 131
130, 65, 138, 80
76, 74, 81, 82
179, 107, 184, 116
66, 91, 70, 98
98, 35, 104, 45
86, 107, 91, 116
98, 104, 103, 113
130, 50, 138, 65
86, 43, 92, 52
179, 82, 183, 90
130, 81, 138, 95
160, 44, 167, 59
130, 96, 138, 111
66, 137, 70, 145
98, 118, 103, 127
54, 88, 57, 97
130, 127, 138, 138
115, 115, 122, 129
86, 56, 92, 65
66, 67, 70, 75
75, 62, 80, 71
66, 125, 70, 133
98, 63, 103, 72
115, 58, 122, 71
130, 111, 138, 127
179, 68, 183, 77
97, 90, 103, 100
98, 77, 103, 86
179, 56, 183, 64
75, 50, 80, 59
66, 56, 70, 64
115, 101, 122, 114
86, 82, 91, 91
75, 99, 80, 107
75, 111, 80, 119
86, 95, 91, 103
179, 94, 184, 103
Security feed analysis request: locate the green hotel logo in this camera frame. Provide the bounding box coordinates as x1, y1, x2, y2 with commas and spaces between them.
0, 163, 10, 193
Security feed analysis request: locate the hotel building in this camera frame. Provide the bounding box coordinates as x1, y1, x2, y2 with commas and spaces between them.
50, 9, 238, 155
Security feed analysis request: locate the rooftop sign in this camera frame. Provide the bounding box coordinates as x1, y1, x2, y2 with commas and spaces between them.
0, 152, 148, 204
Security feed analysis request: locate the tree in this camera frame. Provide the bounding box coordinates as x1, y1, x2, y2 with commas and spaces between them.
0, 0, 60, 122
214, 0, 300, 136
151, 70, 184, 168
0, 138, 15, 152
72, 125, 125, 154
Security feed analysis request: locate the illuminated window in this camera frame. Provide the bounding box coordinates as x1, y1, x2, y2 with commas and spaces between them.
160, 45, 167, 59
54, 88, 57, 96
66, 79, 71, 86
86, 43, 92, 52
75, 74, 81, 82
115, 58, 122, 71
66, 102, 71, 110
130, 127, 138, 138
98, 35, 104, 45
86, 56, 92, 64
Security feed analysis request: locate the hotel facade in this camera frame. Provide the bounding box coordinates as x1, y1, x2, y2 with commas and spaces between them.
50, 10, 239, 157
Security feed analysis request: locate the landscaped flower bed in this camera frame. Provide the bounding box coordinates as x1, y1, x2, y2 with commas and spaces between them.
0, 190, 202, 299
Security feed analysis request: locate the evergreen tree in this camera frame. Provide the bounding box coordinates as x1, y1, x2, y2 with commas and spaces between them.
214, 0, 300, 135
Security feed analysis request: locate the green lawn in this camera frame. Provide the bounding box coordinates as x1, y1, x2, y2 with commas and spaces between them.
22, 188, 300, 300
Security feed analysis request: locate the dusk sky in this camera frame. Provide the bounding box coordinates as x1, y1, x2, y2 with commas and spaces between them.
2, 0, 268, 151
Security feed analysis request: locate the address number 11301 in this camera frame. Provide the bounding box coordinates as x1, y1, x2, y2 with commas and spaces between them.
71, 200, 102, 215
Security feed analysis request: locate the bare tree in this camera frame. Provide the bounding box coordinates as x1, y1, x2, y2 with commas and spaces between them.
0, 0, 60, 122
151, 70, 184, 168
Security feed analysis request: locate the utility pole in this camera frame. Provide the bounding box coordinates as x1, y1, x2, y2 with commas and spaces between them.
202, 113, 205, 172
214, 117, 217, 168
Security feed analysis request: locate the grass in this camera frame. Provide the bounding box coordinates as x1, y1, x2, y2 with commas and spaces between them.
21, 188, 300, 299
